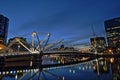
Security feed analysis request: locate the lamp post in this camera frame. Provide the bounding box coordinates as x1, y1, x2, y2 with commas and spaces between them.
18, 45, 20, 54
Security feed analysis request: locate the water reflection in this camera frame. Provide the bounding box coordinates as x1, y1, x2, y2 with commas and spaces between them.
110, 58, 120, 80
93, 58, 120, 80
0, 57, 120, 80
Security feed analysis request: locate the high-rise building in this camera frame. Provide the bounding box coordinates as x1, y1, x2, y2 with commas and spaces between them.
0, 14, 9, 44
90, 37, 106, 53
104, 17, 120, 49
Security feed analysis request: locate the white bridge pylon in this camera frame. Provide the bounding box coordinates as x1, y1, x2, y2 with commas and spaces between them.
31, 32, 51, 53
7, 32, 63, 54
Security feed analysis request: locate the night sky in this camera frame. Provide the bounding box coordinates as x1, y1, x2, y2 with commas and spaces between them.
0, 0, 120, 46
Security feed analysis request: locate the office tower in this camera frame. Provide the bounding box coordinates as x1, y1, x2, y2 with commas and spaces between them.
104, 17, 120, 49
0, 14, 9, 44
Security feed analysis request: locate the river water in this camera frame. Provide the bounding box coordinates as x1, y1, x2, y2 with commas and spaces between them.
1, 57, 120, 80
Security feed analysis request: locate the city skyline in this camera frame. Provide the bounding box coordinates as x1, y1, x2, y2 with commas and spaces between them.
0, 0, 120, 45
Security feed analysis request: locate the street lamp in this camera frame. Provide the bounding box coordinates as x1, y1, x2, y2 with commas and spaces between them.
18, 45, 20, 54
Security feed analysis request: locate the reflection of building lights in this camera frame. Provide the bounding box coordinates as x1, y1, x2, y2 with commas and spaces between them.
15, 75, 18, 80
82, 67, 85, 71
0, 47, 2, 50
34, 69, 39, 72
62, 76, 65, 80
58, 61, 60, 63
79, 67, 81, 70
100, 61, 104, 65
93, 66, 96, 70
110, 58, 114, 63
85, 66, 88, 69
3, 72, 5, 74
108, 49, 113, 54
10, 71, 13, 74
31, 69, 34, 72
17, 70, 19, 73
13, 71, 16, 74
69, 69, 72, 73
6, 71, 9, 74
20, 70, 22, 73
23, 70, 25, 72
109, 49, 112, 52
30, 61, 33, 66
62, 60, 64, 64
89, 66, 91, 69
73, 70, 75, 74
26, 70, 28, 72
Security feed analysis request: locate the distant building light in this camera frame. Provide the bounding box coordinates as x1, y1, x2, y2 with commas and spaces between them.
0, 47, 2, 50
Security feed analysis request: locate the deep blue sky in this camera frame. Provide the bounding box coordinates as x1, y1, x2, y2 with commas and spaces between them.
0, 0, 120, 45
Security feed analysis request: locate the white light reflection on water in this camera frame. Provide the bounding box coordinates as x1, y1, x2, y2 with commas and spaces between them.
0, 58, 120, 80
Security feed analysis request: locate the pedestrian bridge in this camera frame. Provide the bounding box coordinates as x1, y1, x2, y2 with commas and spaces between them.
0, 31, 98, 57
0, 50, 98, 58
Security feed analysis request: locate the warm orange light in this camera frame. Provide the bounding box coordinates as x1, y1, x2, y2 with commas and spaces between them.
0, 47, 2, 50
110, 58, 114, 63
108, 49, 112, 52
108, 49, 113, 54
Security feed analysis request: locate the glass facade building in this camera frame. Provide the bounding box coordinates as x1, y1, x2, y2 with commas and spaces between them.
0, 14, 9, 44
104, 18, 120, 48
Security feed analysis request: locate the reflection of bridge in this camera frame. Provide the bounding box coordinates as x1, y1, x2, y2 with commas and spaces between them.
0, 54, 101, 80
0, 52, 96, 80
